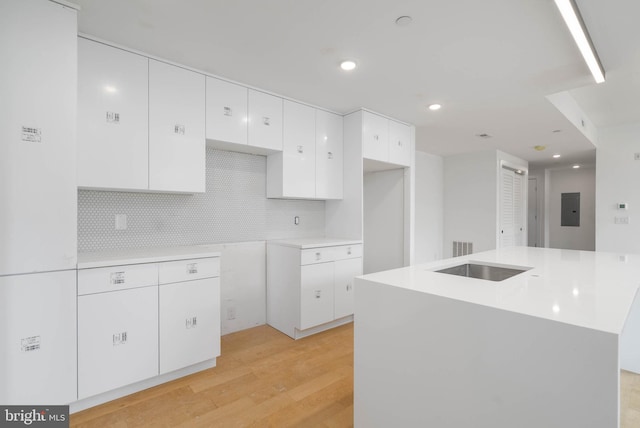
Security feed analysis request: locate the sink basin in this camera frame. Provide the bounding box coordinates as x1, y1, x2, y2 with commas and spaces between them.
434, 263, 529, 282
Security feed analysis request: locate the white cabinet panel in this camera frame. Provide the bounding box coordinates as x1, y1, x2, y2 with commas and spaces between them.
334, 258, 362, 319
0, 271, 77, 405
149, 60, 205, 193
362, 111, 389, 162
300, 263, 335, 330
0, 0, 77, 274
248, 89, 283, 151
315, 110, 344, 199
282, 100, 316, 198
388, 120, 411, 167
158, 257, 220, 284
159, 278, 220, 374
78, 263, 158, 295
78, 286, 159, 399
206, 77, 247, 145
78, 38, 149, 190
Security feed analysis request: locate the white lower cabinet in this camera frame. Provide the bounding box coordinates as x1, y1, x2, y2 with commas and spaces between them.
0, 271, 77, 405
76, 253, 220, 403
78, 286, 159, 399
159, 259, 221, 374
267, 239, 362, 339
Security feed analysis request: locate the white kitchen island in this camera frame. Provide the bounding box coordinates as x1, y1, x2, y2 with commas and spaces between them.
354, 247, 640, 428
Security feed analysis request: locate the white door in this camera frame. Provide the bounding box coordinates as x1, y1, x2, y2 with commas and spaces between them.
282, 100, 316, 198
500, 169, 515, 247
0, 0, 77, 274
77, 38, 149, 190
362, 111, 389, 162
159, 278, 220, 374
388, 120, 411, 167
528, 178, 538, 247
248, 89, 283, 151
205, 77, 247, 145
78, 286, 159, 399
300, 262, 334, 330
315, 110, 343, 199
149, 60, 205, 193
0, 271, 77, 405
334, 258, 362, 319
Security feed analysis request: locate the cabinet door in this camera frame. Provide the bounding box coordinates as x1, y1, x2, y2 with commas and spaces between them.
283, 100, 316, 198
300, 263, 334, 330
334, 258, 362, 319
362, 111, 389, 162
0, 271, 77, 405
78, 286, 159, 399
388, 120, 411, 167
78, 38, 149, 190
159, 278, 220, 374
0, 0, 77, 274
206, 77, 247, 145
248, 89, 283, 152
315, 110, 344, 199
149, 60, 205, 193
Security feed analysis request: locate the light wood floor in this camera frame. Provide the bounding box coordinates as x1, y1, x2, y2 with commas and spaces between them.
71, 323, 640, 427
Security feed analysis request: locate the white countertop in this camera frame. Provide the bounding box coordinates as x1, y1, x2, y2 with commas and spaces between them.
268, 237, 363, 249
77, 244, 222, 269
358, 246, 640, 334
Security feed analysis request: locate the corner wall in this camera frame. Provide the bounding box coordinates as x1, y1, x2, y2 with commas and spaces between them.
414, 151, 444, 263
596, 123, 640, 253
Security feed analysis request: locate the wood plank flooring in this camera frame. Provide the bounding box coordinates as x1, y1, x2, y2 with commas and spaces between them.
71, 322, 640, 427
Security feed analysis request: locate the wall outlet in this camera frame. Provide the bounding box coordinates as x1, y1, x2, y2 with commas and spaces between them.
294, 216, 300, 225
115, 214, 127, 230
227, 307, 236, 320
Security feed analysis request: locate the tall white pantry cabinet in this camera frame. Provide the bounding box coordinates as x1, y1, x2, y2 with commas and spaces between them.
0, 0, 78, 405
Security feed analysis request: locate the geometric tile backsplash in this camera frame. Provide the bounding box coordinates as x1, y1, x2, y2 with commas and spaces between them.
78, 148, 326, 251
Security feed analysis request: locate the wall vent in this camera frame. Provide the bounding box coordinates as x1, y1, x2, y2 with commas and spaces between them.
452, 241, 473, 257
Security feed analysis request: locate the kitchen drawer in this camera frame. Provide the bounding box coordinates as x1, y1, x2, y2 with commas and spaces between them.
78, 263, 158, 296
301, 247, 334, 265
158, 257, 220, 284
332, 244, 362, 261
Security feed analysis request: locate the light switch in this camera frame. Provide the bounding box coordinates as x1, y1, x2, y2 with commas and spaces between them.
115, 214, 127, 230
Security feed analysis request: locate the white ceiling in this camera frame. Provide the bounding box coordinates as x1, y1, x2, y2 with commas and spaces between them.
73, 0, 640, 168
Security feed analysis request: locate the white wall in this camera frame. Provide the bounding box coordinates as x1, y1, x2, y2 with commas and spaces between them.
219, 241, 267, 335
414, 151, 444, 263
363, 169, 405, 274
548, 167, 596, 251
443, 150, 498, 257
596, 123, 640, 253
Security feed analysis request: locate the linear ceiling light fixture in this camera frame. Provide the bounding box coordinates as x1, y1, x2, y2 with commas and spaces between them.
553, 0, 605, 83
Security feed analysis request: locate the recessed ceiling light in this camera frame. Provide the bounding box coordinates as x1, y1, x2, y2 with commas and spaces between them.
428, 104, 441, 111
552, 129, 562, 133
534, 145, 546, 151
104, 85, 117, 93
476, 133, 492, 139
553, 154, 561, 158
340, 60, 357, 71
573, 164, 580, 169
395, 16, 413, 26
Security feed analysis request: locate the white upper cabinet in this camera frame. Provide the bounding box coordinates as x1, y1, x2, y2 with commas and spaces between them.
315, 110, 343, 199
149, 60, 205, 193
362, 110, 412, 167
388, 119, 411, 167
205, 77, 247, 145
78, 38, 149, 190
248, 89, 283, 151
283, 100, 316, 198
362, 110, 389, 163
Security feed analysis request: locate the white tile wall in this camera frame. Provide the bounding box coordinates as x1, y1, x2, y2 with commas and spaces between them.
78, 148, 325, 251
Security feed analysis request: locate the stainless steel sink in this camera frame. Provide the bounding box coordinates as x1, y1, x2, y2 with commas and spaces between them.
434, 263, 529, 282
